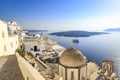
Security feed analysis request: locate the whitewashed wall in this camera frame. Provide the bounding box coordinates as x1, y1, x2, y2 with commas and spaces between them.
59, 65, 65, 80
80, 66, 87, 80
16, 53, 46, 80
0, 20, 19, 56
24, 44, 41, 53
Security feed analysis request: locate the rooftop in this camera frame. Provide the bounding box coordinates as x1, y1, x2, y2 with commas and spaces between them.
23, 40, 40, 45
59, 47, 87, 67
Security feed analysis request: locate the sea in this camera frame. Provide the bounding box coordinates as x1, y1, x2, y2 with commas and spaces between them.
27, 30, 120, 76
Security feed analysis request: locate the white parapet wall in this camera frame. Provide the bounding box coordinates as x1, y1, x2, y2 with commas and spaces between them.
16, 53, 45, 80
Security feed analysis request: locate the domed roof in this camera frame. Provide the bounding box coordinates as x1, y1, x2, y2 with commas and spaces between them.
59, 47, 86, 67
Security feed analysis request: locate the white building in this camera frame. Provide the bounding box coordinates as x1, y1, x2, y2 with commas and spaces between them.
7, 21, 22, 34
58, 47, 119, 80
22, 33, 65, 58
59, 47, 87, 80
0, 20, 19, 56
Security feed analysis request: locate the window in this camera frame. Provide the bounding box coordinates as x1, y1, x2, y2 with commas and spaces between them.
4, 45, 6, 51
71, 71, 74, 80
11, 42, 13, 48
2, 31, 5, 38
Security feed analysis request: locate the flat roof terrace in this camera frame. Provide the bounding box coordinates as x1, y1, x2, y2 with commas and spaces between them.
0, 55, 24, 80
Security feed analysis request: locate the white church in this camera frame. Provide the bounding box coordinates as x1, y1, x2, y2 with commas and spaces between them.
58, 47, 118, 80
59, 47, 87, 80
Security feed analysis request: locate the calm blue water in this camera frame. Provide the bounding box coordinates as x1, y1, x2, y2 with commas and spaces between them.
28, 30, 120, 75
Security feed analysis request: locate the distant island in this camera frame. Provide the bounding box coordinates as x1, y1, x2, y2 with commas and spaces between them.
24, 30, 48, 33
104, 28, 120, 32
49, 31, 108, 37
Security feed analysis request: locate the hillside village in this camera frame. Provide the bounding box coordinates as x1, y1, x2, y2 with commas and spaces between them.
0, 19, 119, 80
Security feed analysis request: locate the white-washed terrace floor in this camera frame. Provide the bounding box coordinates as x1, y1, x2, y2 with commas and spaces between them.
0, 55, 24, 80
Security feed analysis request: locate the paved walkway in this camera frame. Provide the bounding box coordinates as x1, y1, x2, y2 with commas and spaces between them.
0, 55, 24, 80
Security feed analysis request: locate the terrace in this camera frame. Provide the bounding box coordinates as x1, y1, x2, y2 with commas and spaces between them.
0, 55, 24, 80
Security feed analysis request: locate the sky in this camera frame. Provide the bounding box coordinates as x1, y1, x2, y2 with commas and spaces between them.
0, 0, 120, 31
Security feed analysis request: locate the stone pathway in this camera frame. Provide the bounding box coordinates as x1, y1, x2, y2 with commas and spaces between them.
0, 55, 24, 80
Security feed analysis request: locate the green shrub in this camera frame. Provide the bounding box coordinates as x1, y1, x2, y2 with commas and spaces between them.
16, 48, 25, 57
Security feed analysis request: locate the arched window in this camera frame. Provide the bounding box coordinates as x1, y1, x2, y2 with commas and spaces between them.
71, 71, 74, 80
